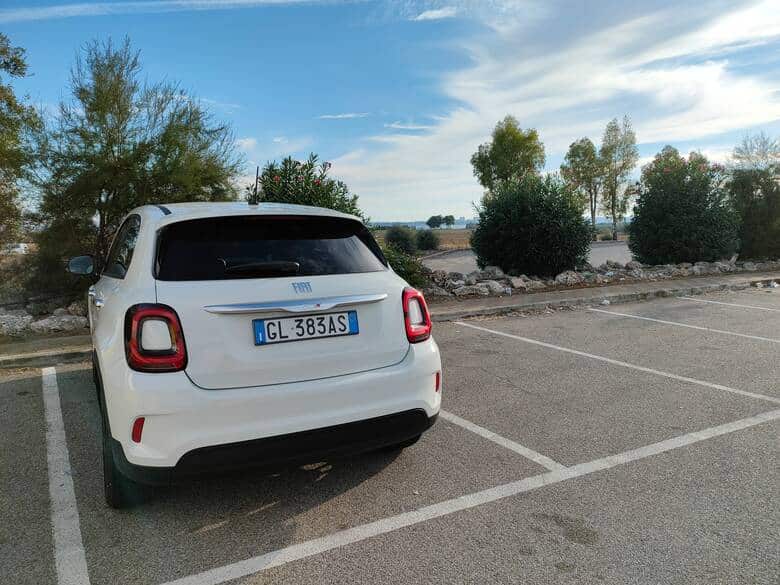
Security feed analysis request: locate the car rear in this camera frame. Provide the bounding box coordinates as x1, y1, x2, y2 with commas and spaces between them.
109, 207, 441, 482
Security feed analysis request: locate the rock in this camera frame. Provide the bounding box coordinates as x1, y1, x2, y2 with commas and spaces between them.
446, 272, 465, 283
67, 300, 88, 317
625, 260, 643, 271
741, 262, 757, 271
480, 280, 506, 295
770, 281, 779, 289
555, 270, 583, 286
53, 307, 68, 316
464, 271, 480, 286
525, 279, 546, 290
600, 299, 611, 306
0, 312, 33, 336
452, 284, 490, 297
679, 262, 692, 269
593, 274, 611, 284
430, 270, 448, 285
445, 279, 465, 291
25, 302, 49, 316
481, 265, 505, 279
509, 277, 527, 290
606, 260, 623, 270
30, 315, 88, 334
713, 261, 733, 273
423, 285, 451, 298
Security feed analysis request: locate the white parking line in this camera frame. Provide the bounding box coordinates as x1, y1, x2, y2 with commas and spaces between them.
588, 307, 780, 344
454, 321, 780, 405
680, 296, 780, 312
439, 410, 567, 471
159, 408, 780, 585
42, 367, 91, 585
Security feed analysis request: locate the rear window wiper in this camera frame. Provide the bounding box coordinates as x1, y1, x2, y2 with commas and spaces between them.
223, 261, 300, 277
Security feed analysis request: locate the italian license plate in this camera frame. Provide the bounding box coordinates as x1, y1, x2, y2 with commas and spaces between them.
253, 311, 359, 346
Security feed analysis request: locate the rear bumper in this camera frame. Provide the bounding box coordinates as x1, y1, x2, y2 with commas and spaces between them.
113, 410, 437, 485
102, 336, 441, 469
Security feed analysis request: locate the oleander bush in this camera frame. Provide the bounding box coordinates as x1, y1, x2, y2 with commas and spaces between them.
384, 226, 417, 254
416, 229, 440, 251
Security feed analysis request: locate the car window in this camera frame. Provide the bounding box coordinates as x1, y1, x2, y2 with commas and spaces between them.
103, 215, 141, 279
155, 215, 387, 281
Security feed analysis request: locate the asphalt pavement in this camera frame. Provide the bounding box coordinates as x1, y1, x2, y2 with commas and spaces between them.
2, 286, 779, 584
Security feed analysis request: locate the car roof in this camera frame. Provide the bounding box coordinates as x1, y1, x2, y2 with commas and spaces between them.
131, 201, 362, 226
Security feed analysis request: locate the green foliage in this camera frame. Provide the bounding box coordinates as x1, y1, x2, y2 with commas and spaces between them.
0, 34, 41, 247
258, 154, 366, 221
426, 215, 443, 229
470, 116, 545, 191
381, 244, 428, 288
32, 37, 240, 281
629, 147, 738, 264
384, 226, 417, 254
416, 229, 440, 251
470, 174, 592, 277
442, 214, 455, 228
728, 168, 780, 259
600, 116, 639, 239
561, 137, 602, 237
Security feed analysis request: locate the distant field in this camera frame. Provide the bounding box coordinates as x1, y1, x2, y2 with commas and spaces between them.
374, 228, 473, 251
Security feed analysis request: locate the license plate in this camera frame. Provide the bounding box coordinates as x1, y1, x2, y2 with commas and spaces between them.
253, 311, 359, 346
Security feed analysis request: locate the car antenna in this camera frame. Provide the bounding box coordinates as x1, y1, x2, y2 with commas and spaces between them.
249, 165, 260, 205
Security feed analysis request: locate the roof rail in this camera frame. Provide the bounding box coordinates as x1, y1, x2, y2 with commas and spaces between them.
154, 204, 172, 216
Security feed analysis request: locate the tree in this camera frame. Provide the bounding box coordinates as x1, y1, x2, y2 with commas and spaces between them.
599, 116, 638, 240
728, 168, 780, 259
33, 38, 240, 282
442, 214, 455, 228
470, 115, 545, 191
426, 215, 443, 229
561, 137, 602, 239
731, 132, 780, 171
470, 174, 592, 276
258, 154, 366, 221
0, 34, 40, 247
384, 226, 416, 254
629, 147, 738, 264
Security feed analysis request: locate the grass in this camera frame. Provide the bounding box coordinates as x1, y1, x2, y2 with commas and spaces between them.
374, 228, 473, 252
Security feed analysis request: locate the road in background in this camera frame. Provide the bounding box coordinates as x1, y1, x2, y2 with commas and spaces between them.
424, 241, 632, 274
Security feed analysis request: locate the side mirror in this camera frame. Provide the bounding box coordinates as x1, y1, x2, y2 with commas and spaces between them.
67, 255, 95, 276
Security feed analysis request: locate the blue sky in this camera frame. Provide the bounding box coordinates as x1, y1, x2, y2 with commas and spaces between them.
3, 0, 780, 220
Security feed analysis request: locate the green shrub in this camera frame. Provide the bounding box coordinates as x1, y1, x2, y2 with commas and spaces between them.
416, 229, 440, 251
384, 226, 417, 254
728, 168, 780, 259
470, 174, 592, 276
382, 245, 428, 288
629, 147, 738, 264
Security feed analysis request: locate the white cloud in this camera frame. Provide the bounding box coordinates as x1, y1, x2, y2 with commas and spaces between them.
0, 0, 331, 23
384, 121, 433, 131
317, 112, 371, 119
412, 7, 457, 21
237, 135, 312, 167
333, 0, 780, 219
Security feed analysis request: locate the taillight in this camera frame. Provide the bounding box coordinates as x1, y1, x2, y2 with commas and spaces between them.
131, 417, 145, 443
124, 304, 187, 372
402, 287, 432, 343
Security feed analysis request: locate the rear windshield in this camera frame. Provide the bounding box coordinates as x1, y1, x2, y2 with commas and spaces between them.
155, 215, 387, 281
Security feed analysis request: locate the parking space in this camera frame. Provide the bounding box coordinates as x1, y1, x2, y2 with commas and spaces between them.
3, 287, 779, 584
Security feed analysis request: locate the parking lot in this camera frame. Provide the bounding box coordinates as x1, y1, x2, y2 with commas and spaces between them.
3, 287, 779, 585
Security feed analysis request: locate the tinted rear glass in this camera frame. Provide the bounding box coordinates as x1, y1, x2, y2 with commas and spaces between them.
155, 215, 387, 281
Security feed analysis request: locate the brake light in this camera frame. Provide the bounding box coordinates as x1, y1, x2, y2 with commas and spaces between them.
124, 304, 187, 372
131, 417, 145, 443
402, 287, 432, 343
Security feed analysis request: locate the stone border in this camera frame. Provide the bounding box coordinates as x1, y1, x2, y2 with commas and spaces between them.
431, 277, 779, 322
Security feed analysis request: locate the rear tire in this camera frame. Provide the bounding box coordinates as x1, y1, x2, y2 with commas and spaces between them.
102, 424, 136, 509
380, 434, 421, 452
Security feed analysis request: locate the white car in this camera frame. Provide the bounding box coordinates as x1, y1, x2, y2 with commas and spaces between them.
68, 202, 442, 508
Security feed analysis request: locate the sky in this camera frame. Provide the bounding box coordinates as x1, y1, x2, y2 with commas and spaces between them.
3, 0, 780, 220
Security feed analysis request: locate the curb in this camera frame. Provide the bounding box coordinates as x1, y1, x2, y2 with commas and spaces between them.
430, 277, 779, 322
0, 346, 92, 369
